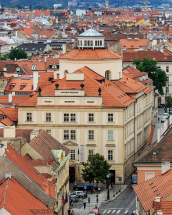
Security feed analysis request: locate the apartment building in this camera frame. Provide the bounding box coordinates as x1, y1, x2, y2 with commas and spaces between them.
16, 29, 153, 184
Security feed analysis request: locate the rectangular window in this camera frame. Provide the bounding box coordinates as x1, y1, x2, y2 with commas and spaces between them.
46, 130, 51, 135
166, 87, 169, 94
108, 113, 113, 122
166, 66, 169, 72
88, 130, 94, 140
95, 41, 97, 46
108, 130, 113, 140
71, 114, 76, 122
46, 113, 51, 122
88, 113, 94, 122
89, 150, 94, 156
100, 40, 102, 46
70, 150, 75, 160
27, 113, 32, 121
64, 113, 69, 122
108, 150, 113, 160
71, 130, 76, 139
64, 130, 69, 139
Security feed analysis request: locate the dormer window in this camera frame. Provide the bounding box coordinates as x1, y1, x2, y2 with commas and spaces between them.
10, 84, 15, 89
31, 65, 36, 70
20, 84, 26, 90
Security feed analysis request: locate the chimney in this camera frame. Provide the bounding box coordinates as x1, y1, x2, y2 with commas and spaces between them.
0, 141, 7, 156
162, 161, 170, 174
4, 126, 15, 138
30, 127, 39, 140
8, 93, 12, 103
155, 197, 161, 202
33, 71, 39, 91
5, 172, 11, 179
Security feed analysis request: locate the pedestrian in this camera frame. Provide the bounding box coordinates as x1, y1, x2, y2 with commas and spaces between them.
98, 187, 100, 193
68, 209, 71, 215
83, 202, 86, 209
71, 210, 74, 215
71, 200, 73, 208
158, 117, 160, 122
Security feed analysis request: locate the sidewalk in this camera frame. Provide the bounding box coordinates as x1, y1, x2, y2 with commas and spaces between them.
72, 178, 131, 214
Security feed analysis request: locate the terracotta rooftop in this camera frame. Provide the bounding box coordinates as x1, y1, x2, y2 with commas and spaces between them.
120, 39, 150, 49
0, 177, 46, 215
59, 49, 121, 60
5, 79, 33, 93
134, 128, 172, 164
0, 95, 29, 107
133, 169, 172, 212
38, 30, 56, 39
4, 144, 56, 200
123, 51, 172, 62
153, 201, 172, 215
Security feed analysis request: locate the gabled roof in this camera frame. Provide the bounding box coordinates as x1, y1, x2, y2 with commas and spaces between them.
120, 39, 149, 49
77, 28, 105, 37
133, 169, 172, 212
38, 30, 56, 39
59, 49, 121, 60
134, 128, 172, 164
5, 79, 33, 93
151, 10, 161, 15
0, 177, 46, 215
28, 130, 70, 171
4, 144, 56, 200
15, 43, 49, 52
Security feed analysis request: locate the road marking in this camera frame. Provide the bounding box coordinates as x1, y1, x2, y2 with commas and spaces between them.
112, 210, 116, 214
103, 210, 107, 214
125, 210, 128, 213
117, 210, 121, 213
107, 210, 111, 213
133, 210, 136, 213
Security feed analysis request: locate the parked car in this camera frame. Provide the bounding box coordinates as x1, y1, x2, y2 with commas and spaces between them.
72, 191, 86, 198
163, 113, 169, 119
161, 116, 167, 123
169, 108, 172, 114
73, 184, 85, 191
90, 208, 100, 215
158, 104, 166, 108
69, 194, 78, 202
89, 213, 96, 215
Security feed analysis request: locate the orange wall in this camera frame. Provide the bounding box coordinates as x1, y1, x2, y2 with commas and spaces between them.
137, 170, 161, 184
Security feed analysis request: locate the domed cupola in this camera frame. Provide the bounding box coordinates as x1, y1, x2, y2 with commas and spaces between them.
77, 28, 105, 49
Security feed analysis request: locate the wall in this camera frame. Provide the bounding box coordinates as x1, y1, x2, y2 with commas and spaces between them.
58, 58, 122, 80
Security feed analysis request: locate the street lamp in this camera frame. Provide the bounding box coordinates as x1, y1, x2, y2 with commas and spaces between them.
106, 171, 111, 200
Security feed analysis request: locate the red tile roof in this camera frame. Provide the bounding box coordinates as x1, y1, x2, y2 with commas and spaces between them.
38, 30, 56, 39
123, 51, 172, 62
18, 67, 135, 108
0, 95, 29, 106
59, 49, 121, 60
133, 169, 172, 212
151, 10, 161, 15
5, 79, 33, 93
153, 201, 172, 215
0, 177, 47, 215
120, 39, 150, 49
5, 144, 56, 200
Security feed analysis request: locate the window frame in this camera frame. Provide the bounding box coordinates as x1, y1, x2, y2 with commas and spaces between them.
46, 130, 51, 135
70, 130, 76, 140
64, 113, 69, 122
108, 150, 113, 161
108, 130, 113, 140
64, 130, 69, 140
88, 113, 94, 122
46, 113, 51, 122
70, 113, 76, 122
27, 113, 32, 121
108, 113, 113, 122
70, 150, 75, 160
88, 150, 94, 156
88, 130, 94, 140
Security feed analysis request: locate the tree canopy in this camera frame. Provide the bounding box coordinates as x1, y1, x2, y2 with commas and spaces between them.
82, 153, 111, 186
166, 96, 172, 108
133, 57, 167, 95
8, 49, 27, 60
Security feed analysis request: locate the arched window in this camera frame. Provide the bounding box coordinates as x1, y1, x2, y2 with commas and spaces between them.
64, 70, 68, 77
105, 71, 110, 80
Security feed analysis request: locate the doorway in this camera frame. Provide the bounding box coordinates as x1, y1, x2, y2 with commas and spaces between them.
69, 167, 75, 183
109, 170, 115, 184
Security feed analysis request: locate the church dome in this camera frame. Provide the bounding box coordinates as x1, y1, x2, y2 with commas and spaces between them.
77, 28, 105, 37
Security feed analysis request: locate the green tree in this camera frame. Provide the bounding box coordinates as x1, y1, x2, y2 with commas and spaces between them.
82, 153, 111, 188
8, 49, 27, 60
166, 96, 172, 108
134, 7, 141, 12
133, 57, 167, 95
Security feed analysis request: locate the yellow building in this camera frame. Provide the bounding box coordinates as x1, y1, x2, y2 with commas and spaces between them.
17, 29, 153, 184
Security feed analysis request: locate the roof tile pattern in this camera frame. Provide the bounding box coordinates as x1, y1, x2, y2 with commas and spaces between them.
5, 144, 56, 200
133, 169, 172, 212
59, 49, 121, 60
0, 177, 46, 215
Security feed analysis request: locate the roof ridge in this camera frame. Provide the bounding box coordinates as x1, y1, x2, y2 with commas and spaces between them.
3, 178, 9, 208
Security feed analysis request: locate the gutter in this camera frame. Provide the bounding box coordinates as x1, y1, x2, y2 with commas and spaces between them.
3, 154, 57, 203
